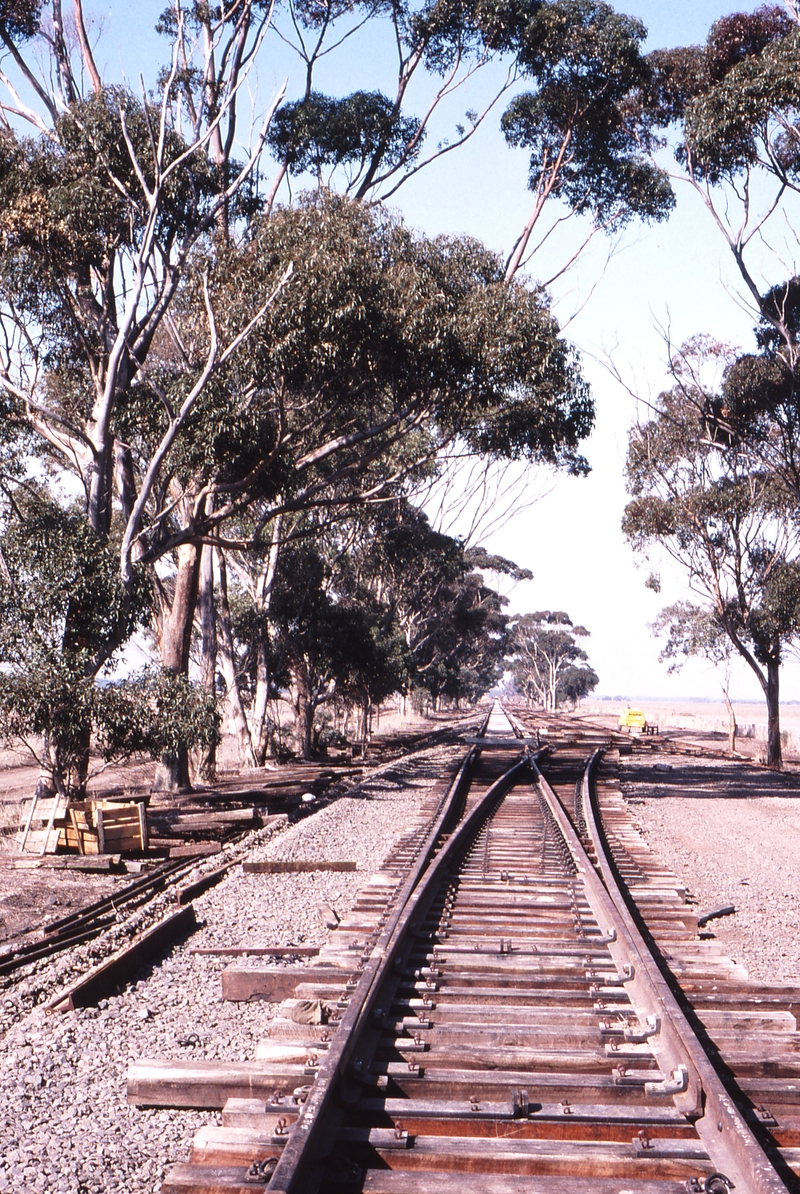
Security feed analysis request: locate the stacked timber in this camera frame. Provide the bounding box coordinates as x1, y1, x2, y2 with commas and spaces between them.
144, 763, 363, 858
10, 761, 363, 863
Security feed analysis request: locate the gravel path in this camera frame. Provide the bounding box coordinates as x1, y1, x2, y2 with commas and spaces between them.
621, 750, 800, 985
0, 741, 462, 1194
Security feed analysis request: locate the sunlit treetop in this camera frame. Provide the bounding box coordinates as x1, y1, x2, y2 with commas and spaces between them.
644, 4, 800, 183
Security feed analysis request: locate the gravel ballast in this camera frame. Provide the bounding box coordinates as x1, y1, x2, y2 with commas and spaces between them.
621, 750, 800, 984
0, 741, 462, 1194
6, 728, 796, 1194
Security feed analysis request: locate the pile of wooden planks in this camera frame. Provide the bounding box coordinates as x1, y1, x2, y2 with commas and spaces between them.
11, 761, 362, 863
143, 764, 363, 859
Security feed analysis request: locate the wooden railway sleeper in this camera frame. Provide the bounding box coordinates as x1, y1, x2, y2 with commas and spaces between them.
569, 749, 792, 1194
264, 752, 526, 1194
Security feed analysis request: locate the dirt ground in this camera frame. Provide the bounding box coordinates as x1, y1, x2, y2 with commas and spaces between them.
616, 744, 800, 985
0, 753, 161, 945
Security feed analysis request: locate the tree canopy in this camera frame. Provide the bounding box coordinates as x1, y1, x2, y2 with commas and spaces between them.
623, 338, 800, 767
507, 609, 597, 709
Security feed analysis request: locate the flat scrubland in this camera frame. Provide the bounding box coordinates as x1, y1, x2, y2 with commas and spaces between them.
580, 696, 800, 763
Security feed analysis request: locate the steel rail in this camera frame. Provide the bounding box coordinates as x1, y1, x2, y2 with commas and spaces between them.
531, 749, 790, 1194
266, 747, 531, 1193
0, 857, 203, 977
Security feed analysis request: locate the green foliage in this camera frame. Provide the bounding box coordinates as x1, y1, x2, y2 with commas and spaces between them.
0, 491, 150, 665
0, 88, 235, 382
241, 195, 593, 476
756, 276, 800, 353
464, 547, 533, 581
0, 490, 154, 794
97, 670, 220, 764
622, 339, 800, 737
265, 531, 412, 753
120, 191, 594, 564
0, 664, 219, 794
500, 0, 674, 224
645, 6, 800, 184
268, 91, 423, 179
557, 663, 598, 705
0, 0, 40, 41
651, 601, 733, 674
340, 500, 510, 704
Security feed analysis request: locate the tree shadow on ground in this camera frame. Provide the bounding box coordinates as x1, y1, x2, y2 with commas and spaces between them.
623, 756, 800, 799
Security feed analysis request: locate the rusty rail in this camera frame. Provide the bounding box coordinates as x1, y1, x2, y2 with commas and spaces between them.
139, 709, 800, 1194
571, 749, 790, 1194
266, 744, 527, 1192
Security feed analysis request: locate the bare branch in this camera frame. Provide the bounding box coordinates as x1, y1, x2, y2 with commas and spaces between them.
73, 0, 102, 93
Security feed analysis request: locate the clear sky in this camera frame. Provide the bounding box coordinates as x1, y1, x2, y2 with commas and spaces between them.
90, 2, 800, 703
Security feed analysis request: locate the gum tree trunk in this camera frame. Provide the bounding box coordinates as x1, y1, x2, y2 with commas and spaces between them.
215, 549, 257, 768
765, 658, 782, 769
248, 517, 283, 765
197, 542, 217, 782
153, 543, 202, 791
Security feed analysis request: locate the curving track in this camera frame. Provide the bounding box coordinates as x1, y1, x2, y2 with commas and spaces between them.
132, 706, 800, 1194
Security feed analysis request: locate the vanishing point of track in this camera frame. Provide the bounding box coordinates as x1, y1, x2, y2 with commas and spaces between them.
130, 706, 800, 1193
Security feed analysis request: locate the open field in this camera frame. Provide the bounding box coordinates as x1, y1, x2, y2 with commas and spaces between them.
580, 695, 800, 762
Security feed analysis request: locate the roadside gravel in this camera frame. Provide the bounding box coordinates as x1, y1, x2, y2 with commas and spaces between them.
0, 740, 463, 1194
621, 749, 800, 985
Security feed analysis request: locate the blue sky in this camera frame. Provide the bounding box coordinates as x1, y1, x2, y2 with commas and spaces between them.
91, 3, 800, 701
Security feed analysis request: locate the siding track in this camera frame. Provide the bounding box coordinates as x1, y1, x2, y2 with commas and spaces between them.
131, 706, 800, 1193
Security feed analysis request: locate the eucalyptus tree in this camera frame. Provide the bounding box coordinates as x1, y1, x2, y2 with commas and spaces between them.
252, 527, 411, 759
266, 0, 675, 282
555, 661, 598, 707
623, 341, 800, 768
412, 564, 510, 707
507, 610, 596, 709
643, 4, 800, 350
217, 499, 522, 756
0, 2, 279, 545
0, 0, 657, 790
335, 500, 528, 708
0, 0, 287, 788
126, 193, 592, 776
0, 488, 217, 795
497, 0, 674, 280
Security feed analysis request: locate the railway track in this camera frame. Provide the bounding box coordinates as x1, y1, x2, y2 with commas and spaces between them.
0, 857, 201, 979
128, 705, 800, 1193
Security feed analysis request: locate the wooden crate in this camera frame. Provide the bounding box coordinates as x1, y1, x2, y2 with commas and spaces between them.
57, 799, 148, 854
93, 799, 148, 853
57, 803, 99, 854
